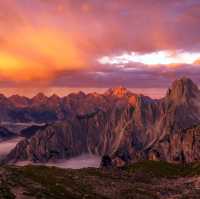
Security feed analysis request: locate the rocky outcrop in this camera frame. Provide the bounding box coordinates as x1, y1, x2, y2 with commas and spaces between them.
5, 93, 136, 163
5, 121, 87, 163
100, 155, 113, 168
4, 77, 200, 164
147, 125, 200, 163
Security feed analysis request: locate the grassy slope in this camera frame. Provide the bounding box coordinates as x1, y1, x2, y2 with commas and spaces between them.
1, 161, 200, 199
126, 160, 200, 177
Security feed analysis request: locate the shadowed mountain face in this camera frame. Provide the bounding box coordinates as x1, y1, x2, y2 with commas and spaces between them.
4, 77, 200, 164
0, 127, 16, 141
20, 125, 48, 139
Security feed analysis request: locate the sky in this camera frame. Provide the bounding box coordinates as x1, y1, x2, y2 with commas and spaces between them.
0, 0, 200, 98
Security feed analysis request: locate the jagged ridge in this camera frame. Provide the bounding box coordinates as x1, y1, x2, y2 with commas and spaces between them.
4, 77, 200, 164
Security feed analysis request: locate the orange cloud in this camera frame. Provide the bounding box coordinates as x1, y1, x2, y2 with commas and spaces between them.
0, 51, 57, 81
1, 0, 200, 89
0, 27, 88, 82
194, 59, 200, 65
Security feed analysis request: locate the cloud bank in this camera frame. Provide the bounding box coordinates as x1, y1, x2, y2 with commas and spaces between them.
16, 154, 101, 169
0, 0, 200, 90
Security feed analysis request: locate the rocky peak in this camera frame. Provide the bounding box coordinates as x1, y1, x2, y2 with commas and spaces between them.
0, 94, 11, 106
49, 94, 60, 102
166, 77, 199, 102
48, 94, 61, 107
106, 86, 132, 98
0, 94, 7, 101
77, 91, 86, 98
68, 91, 86, 99
32, 93, 48, 103
9, 95, 30, 107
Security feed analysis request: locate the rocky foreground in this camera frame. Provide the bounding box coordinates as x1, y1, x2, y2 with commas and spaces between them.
1, 161, 200, 199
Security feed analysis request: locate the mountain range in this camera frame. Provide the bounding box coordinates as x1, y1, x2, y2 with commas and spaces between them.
2, 77, 200, 165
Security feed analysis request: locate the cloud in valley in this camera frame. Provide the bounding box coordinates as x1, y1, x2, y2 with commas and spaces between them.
16, 154, 101, 169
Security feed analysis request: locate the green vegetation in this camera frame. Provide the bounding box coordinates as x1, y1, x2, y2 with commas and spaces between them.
1, 161, 200, 198
125, 160, 200, 178
5, 166, 106, 199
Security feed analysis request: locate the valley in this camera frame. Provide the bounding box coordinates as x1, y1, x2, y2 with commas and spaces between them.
1, 77, 200, 198
2, 77, 200, 166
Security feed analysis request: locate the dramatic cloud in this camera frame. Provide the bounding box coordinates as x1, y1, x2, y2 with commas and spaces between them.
0, 27, 88, 81
98, 51, 200, 65
0, 0, 200, 94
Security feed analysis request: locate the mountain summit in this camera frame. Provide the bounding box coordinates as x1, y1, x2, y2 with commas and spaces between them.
3, 76, 200, 165
105, 86, 132, 97
166, 77, 199, 102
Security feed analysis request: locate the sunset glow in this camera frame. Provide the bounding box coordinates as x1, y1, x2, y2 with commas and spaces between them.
0, 27, 87, 81
2, 1, 200, 192
0, 0, 199, 94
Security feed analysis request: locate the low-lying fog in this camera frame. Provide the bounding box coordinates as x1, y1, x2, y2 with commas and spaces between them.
16, 154, 101, 169
0, 138, 101, 169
